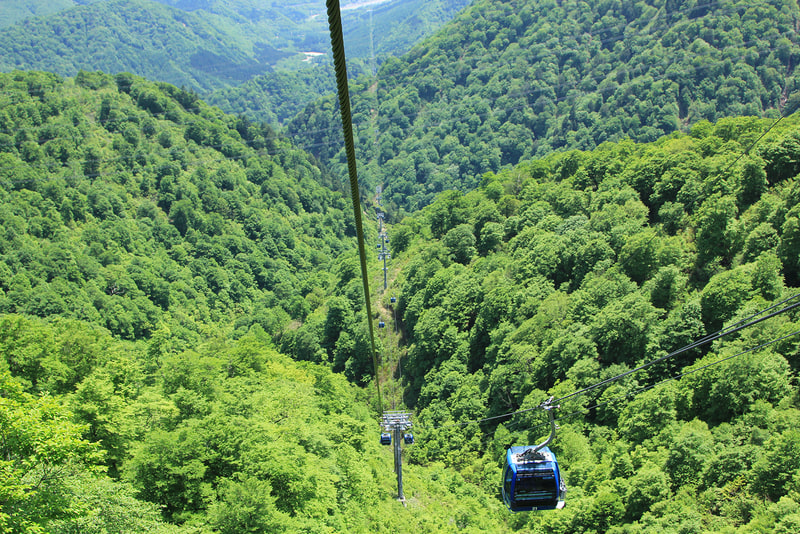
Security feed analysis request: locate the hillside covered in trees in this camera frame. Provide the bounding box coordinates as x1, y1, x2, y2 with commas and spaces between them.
288, 0, 800, 215
204, 66, 340, 128
0, 69, 514, 533
388, 113, 800, 532
0, 0, 289, 92
2, 314, 516, 533
0, 69, 361, 352
2, 62, 800, 531
3, 0, 800, 532
0, 0, 80, 28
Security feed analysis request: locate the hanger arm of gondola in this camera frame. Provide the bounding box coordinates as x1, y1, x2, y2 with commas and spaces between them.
520, 398, 559, 461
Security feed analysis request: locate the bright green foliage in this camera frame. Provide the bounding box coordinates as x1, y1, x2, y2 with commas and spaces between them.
2, 314, 516, 532
0, 70, 353, 360
752, 430, 800, 502
625, 464, 671, 522
45, 474, 179, 534
619, 229, 659, 284
700, 265, 754, 331
695, 194, 741, 266
207, 475, 290, 533
392, 113, 800, 533
618, 386, 677, 445
664, 419, 714, 489
2, 24, 800, 530
0, 369, 102, 531
443, 223, 477, 264
680, 349, 794, 425
779, 206, 800, 285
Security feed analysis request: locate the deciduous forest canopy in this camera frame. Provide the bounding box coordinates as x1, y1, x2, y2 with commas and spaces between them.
289, 0, 800, 215
2, 0, 800, 532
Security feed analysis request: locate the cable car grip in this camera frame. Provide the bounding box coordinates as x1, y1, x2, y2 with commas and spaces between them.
520, 397, 559, 461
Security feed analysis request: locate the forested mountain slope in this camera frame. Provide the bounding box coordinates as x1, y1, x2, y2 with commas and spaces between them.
1, 0, 473, 62
288, 0, 800, 215
339, 0, 474, 59
205, 65, 340, 127
0, 69, 517, 532
0, 70, 358, 352
0, 0, 274, 92
0, 0, 83, 28
3, 65, 800, 530
387, 113, 800, 532
204, 0, 474, 125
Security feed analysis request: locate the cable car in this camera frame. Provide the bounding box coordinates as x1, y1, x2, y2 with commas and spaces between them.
390, 296, 396, 303
404, 433, 414, 444
378, 321, 385, 328
380, 433, 391, 445
502, 446, 565, 511
502, 398, 566, 512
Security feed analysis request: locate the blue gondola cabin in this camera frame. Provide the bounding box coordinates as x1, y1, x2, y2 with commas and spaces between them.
502, 445, 566, 512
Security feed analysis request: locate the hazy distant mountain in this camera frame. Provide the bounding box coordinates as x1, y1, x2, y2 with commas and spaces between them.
0, 0, 272, 92
0, 0, 472, 120
0, 0, 92, 28
0, 1, 474, 78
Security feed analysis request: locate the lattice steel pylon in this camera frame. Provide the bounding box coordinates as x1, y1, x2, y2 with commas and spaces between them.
382, 411, 413, 503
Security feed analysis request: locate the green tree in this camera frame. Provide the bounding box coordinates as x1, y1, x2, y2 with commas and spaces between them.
618, 229, 659, 284
625, 463, 671, 521
618, 386, 677, 445
590, 292, 658, 364
0, 370, 103, 532
695, 194, 740, 266
700, 265, 753, 331
752, 430, 800, 501
477, 221, 504, 255
443, 223, 477, 264
45, 475, 178, 534
124, 424, 210, 522
208, 475, 291, 533
682, 349, 793, 424
428, 190, 470, 239
664, 419, 714, 489
779, 207, 800, 285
